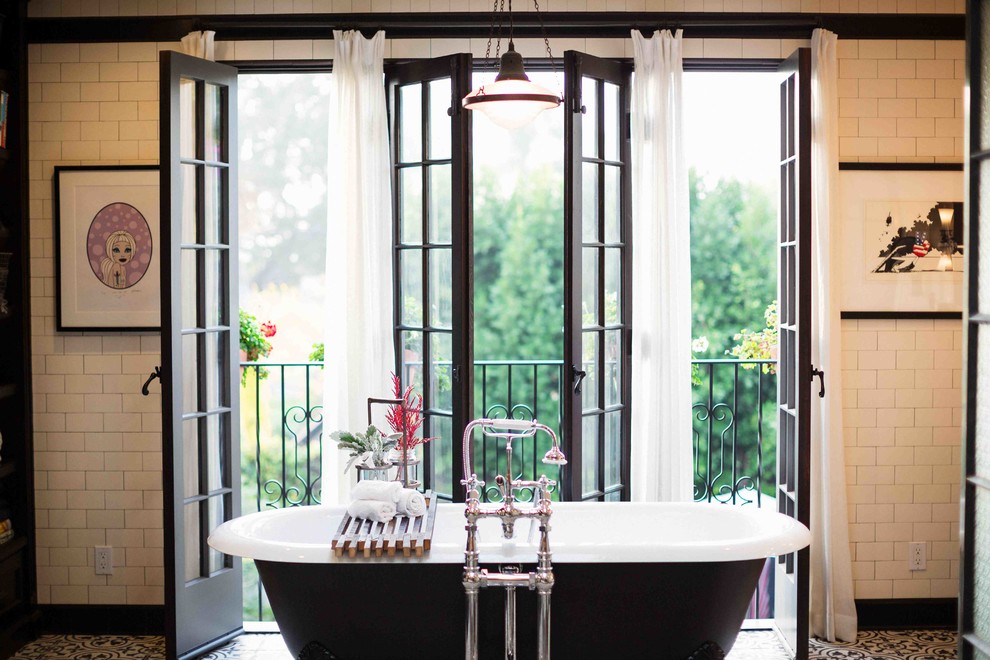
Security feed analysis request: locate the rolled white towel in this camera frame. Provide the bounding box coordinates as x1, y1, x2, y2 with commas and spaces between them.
347, 499, 396, 524
396, 488, 426, 517
350, 480, 401, 503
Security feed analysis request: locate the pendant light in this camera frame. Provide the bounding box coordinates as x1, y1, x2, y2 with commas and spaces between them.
462, 0, 563, 129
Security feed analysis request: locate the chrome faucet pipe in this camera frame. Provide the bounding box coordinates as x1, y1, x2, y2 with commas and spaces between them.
461, 417, 564, 660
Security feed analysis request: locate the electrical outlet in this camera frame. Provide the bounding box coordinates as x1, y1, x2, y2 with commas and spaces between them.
909, 542, 926, 571
95, 546, 113, 575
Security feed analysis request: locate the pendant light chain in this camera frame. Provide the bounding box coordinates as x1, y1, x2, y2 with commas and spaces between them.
484, 0, 507, 70
532, 0, 562, 98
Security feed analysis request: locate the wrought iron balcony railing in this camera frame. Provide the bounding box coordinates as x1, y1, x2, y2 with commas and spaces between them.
238, 356, 776, 622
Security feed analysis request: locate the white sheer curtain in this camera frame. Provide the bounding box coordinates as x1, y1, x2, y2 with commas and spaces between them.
179, 31, 215, 60
629, 29, 693, 502
321, 30, 395, 505
810, 28, 858, 642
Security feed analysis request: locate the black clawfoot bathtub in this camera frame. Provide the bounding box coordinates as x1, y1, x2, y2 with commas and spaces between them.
210, 502, 810, 660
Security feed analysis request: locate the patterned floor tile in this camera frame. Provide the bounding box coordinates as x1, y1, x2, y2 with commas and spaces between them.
9, 628, 959, 659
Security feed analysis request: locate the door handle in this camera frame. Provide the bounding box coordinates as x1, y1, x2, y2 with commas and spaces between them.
572, 365, 587, 394
141, 366, 161, 396
811, 366, 825, 398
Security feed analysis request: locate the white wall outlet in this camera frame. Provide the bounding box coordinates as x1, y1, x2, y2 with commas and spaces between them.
95, 545, 113, 575
909, 542, 927, 571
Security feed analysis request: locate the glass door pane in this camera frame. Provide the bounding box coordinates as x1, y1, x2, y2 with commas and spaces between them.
564, 52, 632, 502
388, 55, 473, 502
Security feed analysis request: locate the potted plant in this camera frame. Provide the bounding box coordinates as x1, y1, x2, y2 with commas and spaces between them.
331, 425, 397, 481
239, 309, 276, 384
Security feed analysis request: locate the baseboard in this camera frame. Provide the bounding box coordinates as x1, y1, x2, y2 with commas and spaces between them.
855, 598, 957, 630
39, 605, 165, 635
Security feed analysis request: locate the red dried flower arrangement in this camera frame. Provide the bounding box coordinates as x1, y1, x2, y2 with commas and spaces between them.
386, 372, 435, 451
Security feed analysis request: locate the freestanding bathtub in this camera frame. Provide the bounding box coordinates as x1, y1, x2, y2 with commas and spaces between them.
209, 502, 810, 660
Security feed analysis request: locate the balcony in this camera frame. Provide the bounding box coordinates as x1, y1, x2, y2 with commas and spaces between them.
239, 357, 776, 622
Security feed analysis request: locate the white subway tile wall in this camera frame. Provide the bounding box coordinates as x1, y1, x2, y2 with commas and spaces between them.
843, 318, 962, 599
837, 39, 965, 163
27, 30, 964, 605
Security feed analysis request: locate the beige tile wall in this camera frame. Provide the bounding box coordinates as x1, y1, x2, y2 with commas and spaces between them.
24, 0, 968, 16
28, 41, 167, 606
836, 39, 965, 163
842, 318, 962, 599
27, 28, 965, 605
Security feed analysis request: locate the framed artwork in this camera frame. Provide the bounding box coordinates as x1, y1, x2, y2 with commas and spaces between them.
838, 167, 964, 314
54, 166, 160, 331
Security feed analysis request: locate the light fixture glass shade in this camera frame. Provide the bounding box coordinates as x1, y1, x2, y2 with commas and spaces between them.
937, 204, 955, 232
463, 77, 561, 129
938, 250, 954, 271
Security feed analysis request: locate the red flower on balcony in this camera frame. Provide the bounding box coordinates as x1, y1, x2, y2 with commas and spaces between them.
386, 372, 435, 451
260, 321, 277, 338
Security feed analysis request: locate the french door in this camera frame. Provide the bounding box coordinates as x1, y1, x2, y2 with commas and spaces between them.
774, 48, 812, 660
961, 5, 990, 657
386, 54, 474, 502
160, 51, 242, 659
563, 51, 633, 502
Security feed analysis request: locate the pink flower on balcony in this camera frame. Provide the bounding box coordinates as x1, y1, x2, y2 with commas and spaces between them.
260, 321, 277, 338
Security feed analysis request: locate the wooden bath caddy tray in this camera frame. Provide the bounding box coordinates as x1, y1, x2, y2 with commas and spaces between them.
331, 490, 438, 558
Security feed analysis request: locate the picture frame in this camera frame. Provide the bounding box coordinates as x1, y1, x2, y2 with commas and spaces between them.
838, 165, 964, 315
54, 166, 161, 331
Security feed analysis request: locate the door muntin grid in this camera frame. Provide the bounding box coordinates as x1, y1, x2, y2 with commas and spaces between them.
178, 76, 235, 583
392, 69, 459, 501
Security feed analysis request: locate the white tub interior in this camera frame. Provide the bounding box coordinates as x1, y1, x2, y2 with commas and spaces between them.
209, 502, 811, 565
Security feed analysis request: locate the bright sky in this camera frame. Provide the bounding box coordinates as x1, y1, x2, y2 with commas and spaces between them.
472, 70, 782, 194
683, 71, 781, 191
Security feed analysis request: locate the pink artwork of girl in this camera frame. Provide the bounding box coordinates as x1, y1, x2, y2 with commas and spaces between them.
86, 202, 153, 291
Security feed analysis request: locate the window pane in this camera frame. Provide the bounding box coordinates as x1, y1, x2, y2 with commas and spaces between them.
604, 165, 620, 244
604, 247, 621, 326
582, 247, 599, 327
429, 78, 451, 160
582, 414, 599, 497
182, 333, 199, 414
181, 164, 197, 244
400, 83, 423, 163
181, 249, 198, 329
604, 82, 619, 162
401, 249, 423, 327
582, 77, 598, 159
184, 503, 201, 582
582, 162, 599, 244
208, 496, 227, 573
400, 167, 424, 245
401, 331, 424, 394
205, 331, 228, 411
430, 415, 453, 498
431, 331, 453, 413
204, 249, 225, 328
605, 329, 622, 407
207, 414, 226, 491
975, 487, 990, 643
180, 78, 196, 160
429, 248, 452, 329
582, 330, 599, 412
206, 83, 223, 163
183, 419, 200, 498
605, 410, 621, 487
429, 164, 452, 244
204, 166, 223, 246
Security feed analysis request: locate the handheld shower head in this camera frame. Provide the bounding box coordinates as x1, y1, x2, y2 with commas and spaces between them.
542, 445, 568, 466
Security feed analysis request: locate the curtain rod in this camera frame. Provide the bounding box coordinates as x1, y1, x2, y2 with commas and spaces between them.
27, 11, 964, 44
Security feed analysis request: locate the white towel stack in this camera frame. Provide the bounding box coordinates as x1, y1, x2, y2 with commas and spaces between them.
346, 499, 396, 523
348, 481, 427, 519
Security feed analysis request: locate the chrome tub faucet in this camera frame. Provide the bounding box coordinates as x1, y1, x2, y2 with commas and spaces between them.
460, 418, 567, 660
